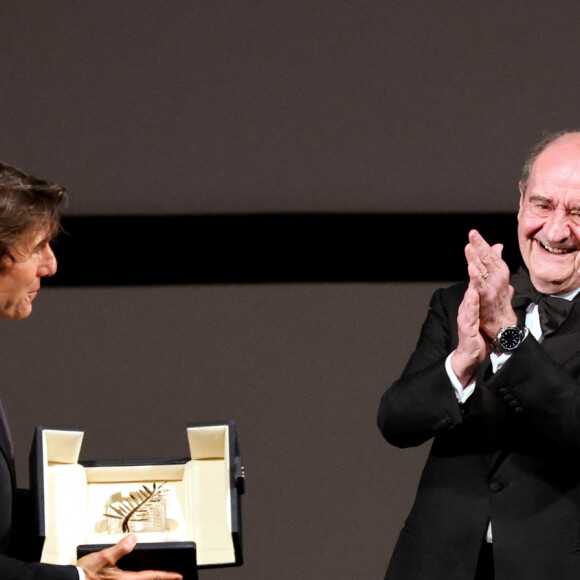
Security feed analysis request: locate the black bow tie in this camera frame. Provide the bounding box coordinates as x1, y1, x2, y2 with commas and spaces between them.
511, 270, 576, 337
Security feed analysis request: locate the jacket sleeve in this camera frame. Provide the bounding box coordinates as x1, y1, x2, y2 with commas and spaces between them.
378, 283, 580, 451
377, 284, 466, 448
0, 555, 78, 580
483, 335, 580, 449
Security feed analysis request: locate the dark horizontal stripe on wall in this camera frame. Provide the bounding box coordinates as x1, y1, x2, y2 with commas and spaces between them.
44, 214, 522, 287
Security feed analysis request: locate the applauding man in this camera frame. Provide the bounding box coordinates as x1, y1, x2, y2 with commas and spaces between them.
378, 131, 580, 580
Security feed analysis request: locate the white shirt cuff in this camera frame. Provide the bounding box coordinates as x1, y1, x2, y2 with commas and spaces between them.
76, 566, 86, 580
446, 349, 512, 405
490, 350, 511, 372
445, 352, 476, 404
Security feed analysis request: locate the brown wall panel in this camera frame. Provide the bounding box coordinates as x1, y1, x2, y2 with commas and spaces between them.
1, 283, 439, 579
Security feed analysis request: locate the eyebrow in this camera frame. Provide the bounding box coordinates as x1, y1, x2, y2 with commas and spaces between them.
528, 194, 552, 204
528, 194, 580, 212
31, 234, 51, 250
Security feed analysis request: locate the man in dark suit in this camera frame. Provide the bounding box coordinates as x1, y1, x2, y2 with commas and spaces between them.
378, 131, 580, 579
0, 162, 182, 579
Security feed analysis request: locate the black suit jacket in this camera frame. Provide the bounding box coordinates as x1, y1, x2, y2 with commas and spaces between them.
378, 278, 580, 580
0, 408, 77, 580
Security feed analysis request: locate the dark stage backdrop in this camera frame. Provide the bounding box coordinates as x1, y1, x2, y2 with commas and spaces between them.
1, 1, 579, 578
1, 1, 580, 215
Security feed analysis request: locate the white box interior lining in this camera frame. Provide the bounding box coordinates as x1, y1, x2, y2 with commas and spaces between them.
40, 427, 234, 567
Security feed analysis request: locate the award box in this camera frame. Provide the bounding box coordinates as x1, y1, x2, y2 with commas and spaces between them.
29, 421, 244, 579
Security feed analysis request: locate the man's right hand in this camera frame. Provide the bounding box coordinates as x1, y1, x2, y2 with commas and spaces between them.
451, 284, 489, 387
77, 534, 183, 580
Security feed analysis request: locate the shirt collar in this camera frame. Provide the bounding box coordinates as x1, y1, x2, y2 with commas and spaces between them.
552, 286, 580, 301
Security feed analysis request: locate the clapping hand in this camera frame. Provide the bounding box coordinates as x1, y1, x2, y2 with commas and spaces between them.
464, 229, 517, 340
451, 230, 517, 386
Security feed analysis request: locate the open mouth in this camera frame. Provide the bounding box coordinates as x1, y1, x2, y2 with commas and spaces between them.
538, 240, 575, 255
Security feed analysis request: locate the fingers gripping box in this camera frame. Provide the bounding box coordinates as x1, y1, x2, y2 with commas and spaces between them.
30, 421, 244, 580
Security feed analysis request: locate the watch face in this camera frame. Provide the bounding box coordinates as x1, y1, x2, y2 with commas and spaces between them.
499, 327, 521, 350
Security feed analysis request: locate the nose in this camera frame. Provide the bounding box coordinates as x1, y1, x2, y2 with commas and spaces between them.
544, 209, 571, 244
38, 244, 57, 277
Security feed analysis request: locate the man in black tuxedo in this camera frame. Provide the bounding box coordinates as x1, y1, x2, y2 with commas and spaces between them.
0, 163, 182, 580
378, 131, 580, 579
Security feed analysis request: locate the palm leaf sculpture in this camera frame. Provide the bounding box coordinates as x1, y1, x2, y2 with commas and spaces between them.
104, 482, 168, 533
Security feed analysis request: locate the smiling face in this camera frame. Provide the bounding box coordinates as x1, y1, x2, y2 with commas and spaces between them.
518, 133, 580, 294
0, 225, 57, 319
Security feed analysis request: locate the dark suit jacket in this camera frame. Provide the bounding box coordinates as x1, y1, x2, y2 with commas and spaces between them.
0, 410, 77, 579
378, 279, 580, 580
